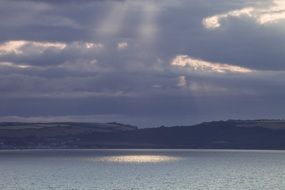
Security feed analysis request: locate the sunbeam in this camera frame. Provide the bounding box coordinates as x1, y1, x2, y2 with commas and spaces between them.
96, 1, 129, 39
137, 1, 159, 45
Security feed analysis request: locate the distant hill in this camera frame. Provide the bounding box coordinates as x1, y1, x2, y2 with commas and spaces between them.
199, 119, 285, 129
0, 122, 137, 138
1, 120, 285, 149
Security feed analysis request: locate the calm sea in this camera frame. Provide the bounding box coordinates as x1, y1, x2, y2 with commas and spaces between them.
0, 149, 285, 190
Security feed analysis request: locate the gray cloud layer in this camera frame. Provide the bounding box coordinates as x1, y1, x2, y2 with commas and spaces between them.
0, 0, 285, 127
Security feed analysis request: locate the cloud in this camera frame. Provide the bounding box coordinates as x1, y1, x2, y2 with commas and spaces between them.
0, 0, 284, 127
117, 42, 128, 50
0, 40, 66, 55
58, 59, 98, 72
177, 75, 187, 88
171, 55, 253, 73
0, 40, 105, 56
0, 61, 31, 69
0, 40, 105, 67
85, 42, 103, 49
203, 0, 285, 29
203, 8, 254, 29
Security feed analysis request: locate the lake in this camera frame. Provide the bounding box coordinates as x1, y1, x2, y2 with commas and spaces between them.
0, 149, 285, 190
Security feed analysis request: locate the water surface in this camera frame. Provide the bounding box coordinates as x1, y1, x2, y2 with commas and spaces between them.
0, 149, 285, 190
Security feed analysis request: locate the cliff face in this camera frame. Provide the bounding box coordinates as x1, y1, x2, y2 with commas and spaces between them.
0, 120, 285, 149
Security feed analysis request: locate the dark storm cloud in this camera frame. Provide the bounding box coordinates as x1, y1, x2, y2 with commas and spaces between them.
0, 0, 285, 127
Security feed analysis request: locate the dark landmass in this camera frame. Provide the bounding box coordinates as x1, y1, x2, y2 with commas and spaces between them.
1, 120, 285, 150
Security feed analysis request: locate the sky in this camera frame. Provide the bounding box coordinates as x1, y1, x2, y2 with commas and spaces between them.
0, 0, 285, 127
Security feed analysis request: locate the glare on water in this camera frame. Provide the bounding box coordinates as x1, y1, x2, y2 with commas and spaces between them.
97, 155, 181, 163
1, 150, 285, 189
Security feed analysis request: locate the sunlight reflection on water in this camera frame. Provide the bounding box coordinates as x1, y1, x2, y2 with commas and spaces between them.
95, 155, 181, 163
2, 150, 285, 189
